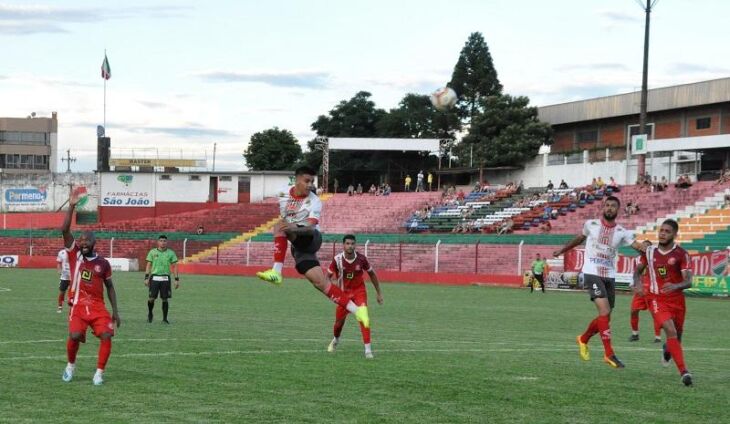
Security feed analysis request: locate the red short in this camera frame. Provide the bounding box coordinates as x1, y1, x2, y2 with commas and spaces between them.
630, 293, 650, 311
335, 289, 368, 320
648, 295, 686, 334
69, 303, 115, 337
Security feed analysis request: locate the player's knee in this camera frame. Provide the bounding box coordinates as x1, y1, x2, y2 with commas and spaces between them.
99, 332, 113, 340
69, 332, 83, 341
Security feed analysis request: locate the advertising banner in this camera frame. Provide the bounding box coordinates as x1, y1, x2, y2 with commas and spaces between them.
100, 174, 155, 207
0, 255, 19, 267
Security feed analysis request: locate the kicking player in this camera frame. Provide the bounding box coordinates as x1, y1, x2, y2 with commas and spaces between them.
61, 190, 121, 385
144, 235, 180, 324
326, 234, 383, 358
56, 248, 71, 312
553, 196, 646, 368
634, 219, 693, 386
629, 247, 661, 343
256, 166, 370, 328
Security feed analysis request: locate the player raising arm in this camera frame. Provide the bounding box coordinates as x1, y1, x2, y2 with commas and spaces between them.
634, 219, 693, 386
61, 188, 121, 385
553, 196, 647, 368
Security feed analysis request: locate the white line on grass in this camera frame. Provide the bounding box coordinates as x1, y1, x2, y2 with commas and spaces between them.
0, 287, 11, 292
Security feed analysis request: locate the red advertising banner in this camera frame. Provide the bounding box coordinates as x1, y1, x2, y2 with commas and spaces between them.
564, 249, 729, 277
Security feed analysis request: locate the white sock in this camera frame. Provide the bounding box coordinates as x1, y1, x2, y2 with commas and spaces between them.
632, 331, 639, 336
66, 362, 75, 370
95, 368, 104, 374
333, 337, 339, 344
346, 301, 358, 314
273, 262, 283, 273
364, 343, 372, 353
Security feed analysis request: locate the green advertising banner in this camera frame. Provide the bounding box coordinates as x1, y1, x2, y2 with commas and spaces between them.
687, 276, 730, 298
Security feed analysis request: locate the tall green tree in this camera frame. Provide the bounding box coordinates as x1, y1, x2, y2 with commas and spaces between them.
244, 127, 302, 171
376, 93, 460, 139
449, 32, 503, 121
456, 95, 553, 167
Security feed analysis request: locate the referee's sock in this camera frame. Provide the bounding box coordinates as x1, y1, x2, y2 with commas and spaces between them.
147, 300, 154, 321
162, 301, 169, 322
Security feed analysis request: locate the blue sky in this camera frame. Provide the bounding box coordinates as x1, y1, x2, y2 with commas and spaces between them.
1, 0, 729, 171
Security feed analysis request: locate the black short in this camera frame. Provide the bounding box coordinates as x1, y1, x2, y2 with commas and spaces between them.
532, 273, 544, 284
59, 279, 70, 292
291, 230, 322, 275
149, 275, 172, 300
581, 274, 615, 309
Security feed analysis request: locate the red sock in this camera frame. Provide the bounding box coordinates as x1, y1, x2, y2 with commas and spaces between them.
97, 338, 112, 370
324, 284, 351, 309
359, 322, 371, 344
580, 318, 599, 344
66, 338, 80, 364
653, 320, 662, 338
273, 236, 287, 264
333, 320, 345, 338
666, 337, 687, 374
596, 315, 614, 357
630, 311, 639, 332
58, 292, 65, 307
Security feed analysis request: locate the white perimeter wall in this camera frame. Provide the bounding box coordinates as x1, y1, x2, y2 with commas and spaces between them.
1, 173, 98, 212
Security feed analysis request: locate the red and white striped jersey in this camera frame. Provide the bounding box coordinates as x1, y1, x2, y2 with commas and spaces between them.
581, 218, 635, 278
278, 187, 322, 229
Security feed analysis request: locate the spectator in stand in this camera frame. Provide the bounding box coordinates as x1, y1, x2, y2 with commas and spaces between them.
447, 185, 456, 196
676, 174, 692, 189
559, 179, 568, 189
716, 168, 730, 185
597, 176, 605, 188
333, 179, 339, 194
404, 175, 412, 192
347, 184, 355, 196
356, 183, 363, 195
196, 225, 204, 235
660, 176, 669, 191
368, 184, 377, 195
497, 218, 514, 235
607, 177, 620, 192
457, 189, 465, 203
427, 172, 433, 191
625, 201, 634, 217
383, 184, 391, 196
547, 180, 554, 190
539, 220, 552, 234
473, 181, 481, 192
591, 177, 598, 190
416, 170, 425, 192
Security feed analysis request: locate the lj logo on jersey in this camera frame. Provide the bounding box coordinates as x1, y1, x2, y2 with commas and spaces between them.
658, 266, 667, 276
346, 272, 354, 280
81, 269, 92, 282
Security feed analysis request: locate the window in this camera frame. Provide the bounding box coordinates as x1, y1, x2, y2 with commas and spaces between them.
33, 155, 48, 170
696, 117, 711, 130
0, 131, 47, 145
576, 130, 598, 143
220, 176, 232, 182
628, 123, 655, 139
189, 175, 201, 181
19, 154, 32, 169
159, 175, 172, 181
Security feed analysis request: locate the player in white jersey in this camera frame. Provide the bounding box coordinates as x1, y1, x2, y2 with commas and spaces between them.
256, 166, 370, 328
553, 195, 647, 368
56, 248, 71, 313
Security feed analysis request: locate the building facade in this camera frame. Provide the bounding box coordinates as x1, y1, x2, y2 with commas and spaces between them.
0, 112, 58, 174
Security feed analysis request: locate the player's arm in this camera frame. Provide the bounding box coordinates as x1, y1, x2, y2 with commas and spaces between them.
284, 219, 317, 236
172, 261, 180, 289
104, 278, 121, 328
56, 260, 62, 275
552, 234, 586, 257
664, 253, 693, 293
61, 192, 81, 249
144, 259, 152, 287
633, 263, 647, 296
367, 269, 384, 305
630, 240, 649, 253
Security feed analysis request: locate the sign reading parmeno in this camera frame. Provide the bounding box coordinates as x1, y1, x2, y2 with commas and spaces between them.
100, 173, 155, 207
4, 188, 48, 204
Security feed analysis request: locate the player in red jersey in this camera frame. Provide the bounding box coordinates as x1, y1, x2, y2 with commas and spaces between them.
629, 243, 662, 343
326, 234, 383, 358
634, 219, 693, 386
61, 190, 121, 385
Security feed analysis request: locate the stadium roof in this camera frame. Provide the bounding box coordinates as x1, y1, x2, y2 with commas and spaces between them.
538, 77, 730, 126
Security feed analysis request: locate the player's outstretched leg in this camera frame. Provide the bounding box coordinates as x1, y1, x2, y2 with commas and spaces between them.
257, 228, 288, 285
629, 310, 640, 342
329, 311, 347, 353
304, 266, 369, 328
596, 315, 624, 368
62, 334, 81, 382
57, 292, 65, 313
93, 335, 112, 385
361, 322, 373, 359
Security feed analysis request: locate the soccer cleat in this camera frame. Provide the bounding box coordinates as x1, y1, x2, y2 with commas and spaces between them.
256, 269, 283, 285
681, 372, 693, 387
57, 306, 63, 313
62, 364, 75, 382
365, 351, 374, 359
603, 354, 625, 369
162, 319, 170, 324
576, 336, 590, 361
661, 344, 672, 367
327, 339, 338, 353
628, 334, 639, 342
92, 370, 104, 386
654, 337, 662, 343
147, 312, 153, 323
354, 306, 370, 329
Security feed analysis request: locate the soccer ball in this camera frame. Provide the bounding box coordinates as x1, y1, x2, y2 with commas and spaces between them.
430, 87, 457, 111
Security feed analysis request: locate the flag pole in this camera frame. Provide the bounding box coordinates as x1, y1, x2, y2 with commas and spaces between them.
103, 49, 107, 131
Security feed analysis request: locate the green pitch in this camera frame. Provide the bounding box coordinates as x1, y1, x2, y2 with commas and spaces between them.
1, 269, 728, 423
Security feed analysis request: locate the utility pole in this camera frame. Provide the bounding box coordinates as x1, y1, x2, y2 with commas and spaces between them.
61, 149, 76, 173
212, 142, 217, 172
636, 0, 659, 179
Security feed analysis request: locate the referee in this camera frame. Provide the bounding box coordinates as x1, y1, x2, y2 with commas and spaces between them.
144, 235, 180, 324
529, 253, 547, 293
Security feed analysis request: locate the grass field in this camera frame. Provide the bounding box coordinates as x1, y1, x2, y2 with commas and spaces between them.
1, 269, 729, 423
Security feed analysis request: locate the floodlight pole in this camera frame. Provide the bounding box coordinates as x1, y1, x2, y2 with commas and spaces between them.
315, 136, 329, 193
637, 0, 657, 179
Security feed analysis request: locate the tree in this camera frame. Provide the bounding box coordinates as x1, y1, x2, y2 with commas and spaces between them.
244, 127, 302, 171
456, 95, 553, 167
449, 32, 503, 122
376, 93, 460, 139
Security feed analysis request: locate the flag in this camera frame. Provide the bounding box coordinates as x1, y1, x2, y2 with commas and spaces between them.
101, 54, 111, 80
